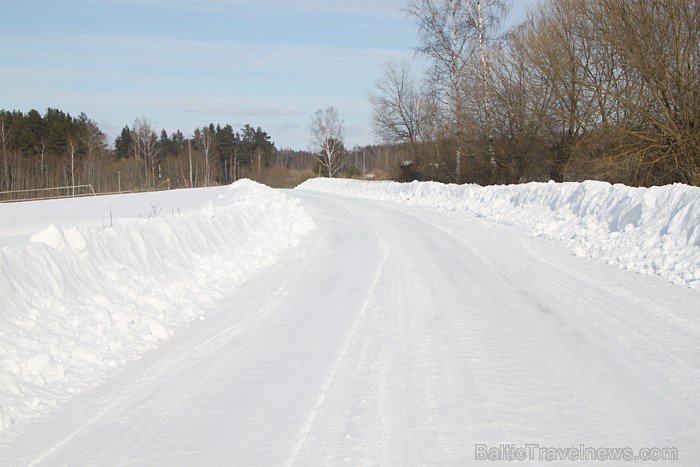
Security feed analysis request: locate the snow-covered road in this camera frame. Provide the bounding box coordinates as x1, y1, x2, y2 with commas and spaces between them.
2, 189, 699, 466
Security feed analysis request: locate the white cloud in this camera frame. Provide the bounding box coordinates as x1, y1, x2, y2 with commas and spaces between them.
19, 32, 407, 68
105, 0, 407, 18
151, 96, 304, 118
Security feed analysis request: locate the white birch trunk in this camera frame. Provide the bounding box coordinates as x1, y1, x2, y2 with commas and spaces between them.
476, 0, 496, 168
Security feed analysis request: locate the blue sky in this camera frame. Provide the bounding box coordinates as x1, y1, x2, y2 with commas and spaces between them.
1, 0, 536, 150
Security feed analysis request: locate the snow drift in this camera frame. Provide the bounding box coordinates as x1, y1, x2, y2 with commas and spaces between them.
0, 180, 315, 434
298, 178, 700, 289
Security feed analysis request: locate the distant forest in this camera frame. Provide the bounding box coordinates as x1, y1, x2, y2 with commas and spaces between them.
0, 109, 399, 200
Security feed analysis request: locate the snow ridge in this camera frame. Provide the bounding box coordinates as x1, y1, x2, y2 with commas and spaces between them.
298, 179, 700, 288
0, 180, 315, 434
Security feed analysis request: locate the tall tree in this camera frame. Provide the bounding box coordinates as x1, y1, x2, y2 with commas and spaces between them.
78, 112, 107, 188
114, 126, 133, 158
216, 124, 236, 184
468, 0, 505, 168
370, 59, 431, 152
170, 130, 185, 157
524, 0, 592, 182
406, 0, 506, 182
1, 112, 13, 190
197, 124, 215, 186
132, 117, 160, 187
491, 22, 554, 182
159, 129, 173, 157
309, 107, 346, 177
406, 0, 471, 182
252, 126, 275, 171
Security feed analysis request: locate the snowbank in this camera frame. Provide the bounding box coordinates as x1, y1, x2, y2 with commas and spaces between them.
298, 178, 700, 289
0, 180, 315, 433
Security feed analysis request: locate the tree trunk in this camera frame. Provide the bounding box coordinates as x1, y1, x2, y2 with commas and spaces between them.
69, 138, 76, 197
476, 0, 496, 169
188, 139, 193, 188
1, 119, 10, 191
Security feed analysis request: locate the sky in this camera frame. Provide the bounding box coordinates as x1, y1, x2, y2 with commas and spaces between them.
1, 0, 536, 151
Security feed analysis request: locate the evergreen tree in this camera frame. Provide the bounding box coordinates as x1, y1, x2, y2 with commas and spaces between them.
18, 109, 43, 155
159, 129, 174, 157
46, 109, 70, 158
253, 126, 275, 166
216, 124, 236, 184
170, 130, 185, 157
114, 126, 133, 158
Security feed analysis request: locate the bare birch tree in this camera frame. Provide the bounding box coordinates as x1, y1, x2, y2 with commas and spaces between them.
67, 137, 77, 196
466, 0, 506, 168
310, 107, 346, 178
198, 125, 215, 186
406, 0, 506, 182
406, 0, 471, 182
132, 117, 160, 187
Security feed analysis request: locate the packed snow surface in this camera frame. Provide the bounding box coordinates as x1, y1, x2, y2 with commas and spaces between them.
0, 180, 315, 434
0, 179, 698, 466
299, 178, 700, 288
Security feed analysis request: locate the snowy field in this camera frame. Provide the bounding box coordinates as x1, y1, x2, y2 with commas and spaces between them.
0, 178, 699, 465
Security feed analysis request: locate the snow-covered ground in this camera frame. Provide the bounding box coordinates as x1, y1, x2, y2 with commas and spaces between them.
0, 180, 315, 434
299, 179, 700, 289
0, 179, 698, 466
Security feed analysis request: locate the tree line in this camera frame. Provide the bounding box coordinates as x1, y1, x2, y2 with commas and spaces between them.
0, 106, 405, 199
113, 120, 275, 189
371, 0, 699, 186
0, 109, 106, 195
0, 109, 315, 198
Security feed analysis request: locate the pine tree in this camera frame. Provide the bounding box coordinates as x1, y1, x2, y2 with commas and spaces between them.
114, 126, 133, 158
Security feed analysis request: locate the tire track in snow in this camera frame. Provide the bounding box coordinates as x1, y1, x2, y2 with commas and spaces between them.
375, 207, 507, 452
284, 224, 392, 467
